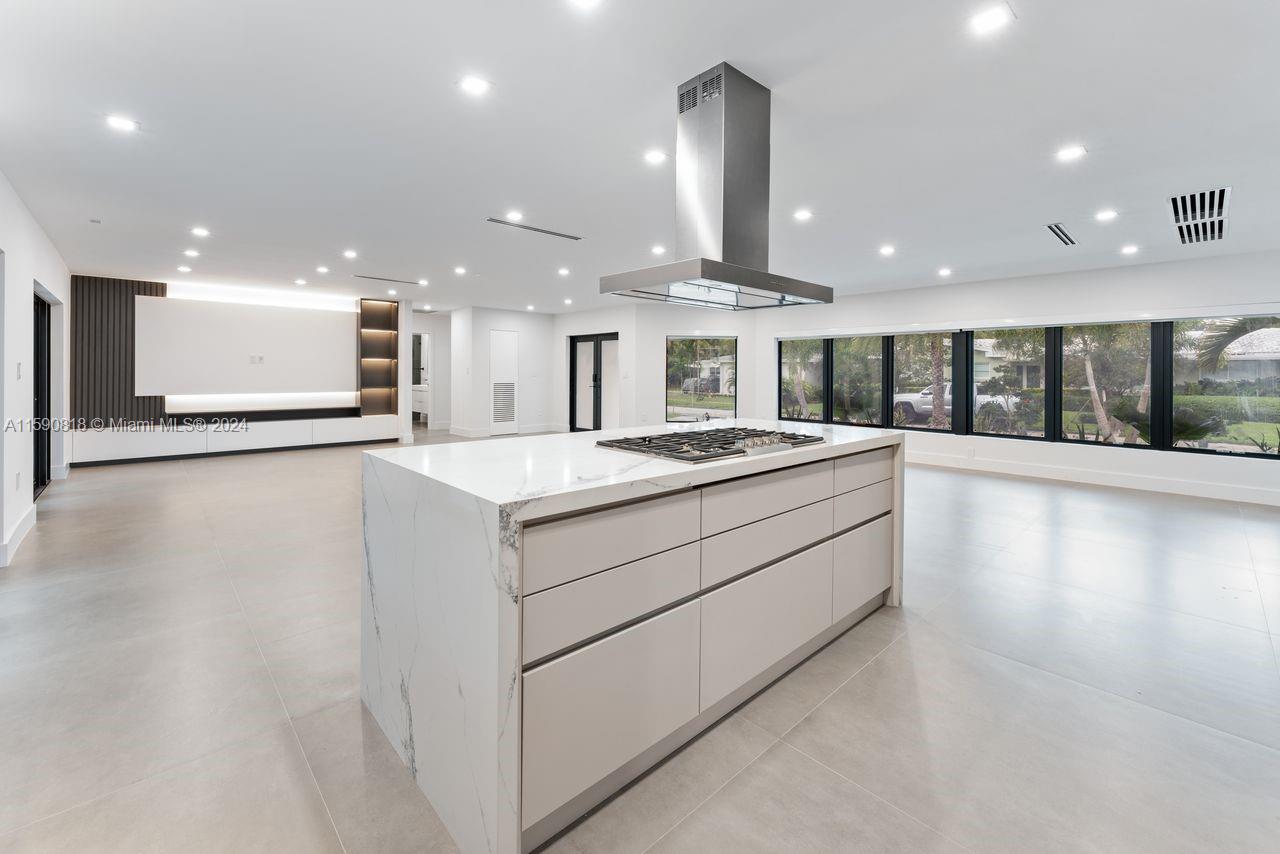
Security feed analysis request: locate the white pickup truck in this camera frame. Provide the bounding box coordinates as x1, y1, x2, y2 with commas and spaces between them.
892, 383, 1016, 422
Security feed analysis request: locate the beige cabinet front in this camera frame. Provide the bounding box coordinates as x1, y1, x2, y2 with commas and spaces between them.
700, 460, 833, 537
521, 601, 701, 829
700, 498, 833, 589
698, 541, 834, 710
833, 515, 893, 621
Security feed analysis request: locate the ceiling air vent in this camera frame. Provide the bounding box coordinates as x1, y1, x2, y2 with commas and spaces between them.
700, 73, 722, 102
1169, 187, 1230, 244
678, 85, 698, 114
1046, 222, 1076, 246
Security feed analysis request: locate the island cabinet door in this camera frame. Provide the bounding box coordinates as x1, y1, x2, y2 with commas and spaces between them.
833, 447, 895, 495
833, 515, 893, 622
700, 460, 834, 537
699, 541, 834, 711
521, 601, 701, 831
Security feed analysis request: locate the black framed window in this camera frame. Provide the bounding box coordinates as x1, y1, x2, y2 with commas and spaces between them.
971, 328, 1047, 438
1060, 323, 1152, 445
1171, 316, 1280, 457
892, 332, 953, 431
666, 336, 737, 422
779, 338, 826, 421
831, 337, 886, 426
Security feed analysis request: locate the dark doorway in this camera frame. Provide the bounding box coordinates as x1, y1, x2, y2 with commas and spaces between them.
33, 294, 52, 498
569, 333, 619, 431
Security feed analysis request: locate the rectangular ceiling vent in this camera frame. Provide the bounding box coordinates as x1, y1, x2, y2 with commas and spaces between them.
1169, 187, 1230, 244
1046, 222, 1076, 246
678, 85, 698, 114
485, 217, 583, 241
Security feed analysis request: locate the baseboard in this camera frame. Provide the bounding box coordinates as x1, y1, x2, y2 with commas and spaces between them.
907, 448, 1280, 507
449, 425, 489, 438
1, 503, 38, 568
399, 432, 416, 444
51, 464, 69, 480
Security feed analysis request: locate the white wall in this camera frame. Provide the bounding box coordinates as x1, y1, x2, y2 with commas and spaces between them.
749, 251, 1280, 505
413, 311, 452, 429
0, 167, 71, 564
450, 307, 554, 437
134, 295, 358, 395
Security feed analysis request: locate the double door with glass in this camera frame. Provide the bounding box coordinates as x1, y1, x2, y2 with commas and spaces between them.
570, 333, 619, 431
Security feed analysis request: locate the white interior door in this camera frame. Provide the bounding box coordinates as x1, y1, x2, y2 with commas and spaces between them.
490, 329, 518, 436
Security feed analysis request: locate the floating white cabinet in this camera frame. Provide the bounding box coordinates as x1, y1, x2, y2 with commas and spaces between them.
700, 460, 834, 536
700, 498, 833, 589
522, 542, 700, 664
521, 601, 701, 830
833, 515, 894, 621
698, 540, 834, 710
521, 490, 701, 595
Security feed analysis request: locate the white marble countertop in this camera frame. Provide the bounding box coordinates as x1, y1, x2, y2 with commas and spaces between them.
366, 418, 901, 516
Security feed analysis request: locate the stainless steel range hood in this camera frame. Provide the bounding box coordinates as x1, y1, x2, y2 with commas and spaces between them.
601, 63, 833, 310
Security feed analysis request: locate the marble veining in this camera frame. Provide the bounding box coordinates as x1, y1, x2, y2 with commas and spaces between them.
361, 419, 903, 853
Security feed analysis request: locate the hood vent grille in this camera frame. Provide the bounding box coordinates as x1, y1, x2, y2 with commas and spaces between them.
1046, 222, 1076, 246
1170, 187, 1230, 243
700, 73, 722, 102
678, 85, 698, 114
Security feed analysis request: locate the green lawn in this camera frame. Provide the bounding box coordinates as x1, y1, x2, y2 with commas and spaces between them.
664, 392, 735, 411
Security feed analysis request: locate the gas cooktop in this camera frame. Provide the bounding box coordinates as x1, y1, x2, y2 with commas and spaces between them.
596, 427, 825, 464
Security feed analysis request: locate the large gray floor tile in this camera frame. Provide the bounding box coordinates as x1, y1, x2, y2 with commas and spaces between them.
1243, 507, 1280, 575
225, 535, 363, 605
0, 614, 287, 834
293, 699, 458, 853
549, 712, 775, 854
923, 569, 1280, 748
785, 624, 1280, 853
650, 741, 965, 854
262, 617, 362, 719
243, 579, 361, 645
1260, 572, 1280, 636
0, 724, 342, 853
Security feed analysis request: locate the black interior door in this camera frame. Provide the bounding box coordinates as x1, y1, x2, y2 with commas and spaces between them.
569, 333, 619, 431
33, 295, 51, 498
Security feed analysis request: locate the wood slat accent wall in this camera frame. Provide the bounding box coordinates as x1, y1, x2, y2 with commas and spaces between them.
71, 275, 167, 424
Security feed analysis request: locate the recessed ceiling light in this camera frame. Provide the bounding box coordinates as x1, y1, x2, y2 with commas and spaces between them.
526, 304, 535, 311
183, 248, 200, 258
879, 244, 896, 257
652, 244, 666, 255
1121, 244, 1139, 255
969, 4, 1013, 36
564, 298, 573, 305
295, 278, 307, 285
558, 267, 570, 276
388, 288, 397, 296
1139, 312, 1153, 318
506, 209, 524, 222
1056, 144, 1087, 163
177, 266, 192, 273
568, 0, 602, 10
644, 149, 668, 165
418, 279, 429, 286
1095, 208, 1118, 222
316, 266, 329, 274
343, 249, 358, 259
190, 226, 210, 238
106, 115, 139, 132
938, 267, 953, 277
1001, 318, 1017, 324
454, 266, 467, 275
459, 75, 492, 97
793, 208, 813, 222
423, 304, 432, 311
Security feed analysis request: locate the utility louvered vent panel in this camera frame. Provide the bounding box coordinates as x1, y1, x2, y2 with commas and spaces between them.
678, 86, 698, 113
492, 383, 516, 423
1170, 187, 1230, 243
701, 73, 722, 101
1046, 223, 1076, 246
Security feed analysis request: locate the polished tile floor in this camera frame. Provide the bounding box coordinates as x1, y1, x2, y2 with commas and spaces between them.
2, 434, 1279, 852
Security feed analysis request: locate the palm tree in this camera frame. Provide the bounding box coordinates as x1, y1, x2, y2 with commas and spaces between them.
1196, 317, 1280, 370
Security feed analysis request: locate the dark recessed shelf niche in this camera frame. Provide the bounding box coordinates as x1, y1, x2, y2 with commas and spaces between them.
358, 300, 399, 416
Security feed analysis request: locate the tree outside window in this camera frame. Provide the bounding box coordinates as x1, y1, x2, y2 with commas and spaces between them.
666, 337, 737, 422
1061, 323, 1151, 444
779, 339, 825, 421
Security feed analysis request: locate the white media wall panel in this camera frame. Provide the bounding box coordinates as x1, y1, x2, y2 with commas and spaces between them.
134, 295, 357, 396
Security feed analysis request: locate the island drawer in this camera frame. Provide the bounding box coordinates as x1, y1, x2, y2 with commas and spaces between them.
833, 515, 893, 621
833, 447, 894, 495
699, 540, 833, 710
700, 460, 833, 538
833, 479, 893, 532
521, 600, 701, 830
700, 498, 833, 589
522, 490, 701, 595
522, 542, 700, 664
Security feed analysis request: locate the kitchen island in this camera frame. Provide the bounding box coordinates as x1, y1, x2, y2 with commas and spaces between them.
361, 419, 904, 853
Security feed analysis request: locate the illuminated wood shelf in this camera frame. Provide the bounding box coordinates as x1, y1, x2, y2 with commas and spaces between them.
359, 299, 399, 416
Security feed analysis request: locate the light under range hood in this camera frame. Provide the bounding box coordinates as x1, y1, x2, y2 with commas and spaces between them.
601, 63, 833, 311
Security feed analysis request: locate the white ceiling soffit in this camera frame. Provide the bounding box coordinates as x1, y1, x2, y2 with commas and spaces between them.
1, 0, 1278, 313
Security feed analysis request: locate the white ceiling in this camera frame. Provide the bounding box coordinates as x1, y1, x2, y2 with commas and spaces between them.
2, 0, 1278, 314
